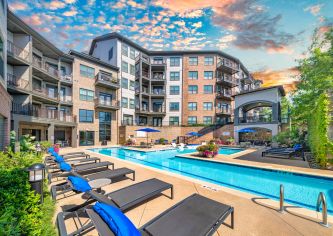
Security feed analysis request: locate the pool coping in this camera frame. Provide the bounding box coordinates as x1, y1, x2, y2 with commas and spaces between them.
86, 148, 333, 224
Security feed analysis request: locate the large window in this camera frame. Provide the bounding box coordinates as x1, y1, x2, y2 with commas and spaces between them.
130, 64, 135, 75
108, 47, 113, 60
122, 44, 128, 57
169, 116, 179, 126
121, 61, 128, 73
188, 116, 197, 125
79, 88, 94, 101
204, 71, 213, 80
170, 57, 180, 67
129, 80, 135, 91
79, 131, 94, 146
204, 56, 214, 66
203, 116, 213, 124
188, 102, 197, 111
130, 48, 135, 59
129, 99, 135, 109
170, 85, 180, 95
189, 57, 198, 65
188, 71, 198, 80
188, 85, 198, 94
121, 97, 128, 108
123, 115, 133, 125
121, 78, 128, 89
80, 64, 95, 78
79, 109, 94, 123
170, 72, 180, 81
203, 102, 213, 110
204, 85, 213, 94
99, 93, 112, 105
169, 102, 179, 111
99, 111, 111, 141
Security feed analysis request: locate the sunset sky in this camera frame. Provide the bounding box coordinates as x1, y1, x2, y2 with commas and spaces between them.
8, 0, 333, 92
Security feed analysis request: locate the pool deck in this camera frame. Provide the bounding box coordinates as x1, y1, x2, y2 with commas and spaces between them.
52, 146, 333, 236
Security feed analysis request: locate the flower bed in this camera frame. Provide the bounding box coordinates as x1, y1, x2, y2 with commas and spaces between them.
196, 143, 219, 158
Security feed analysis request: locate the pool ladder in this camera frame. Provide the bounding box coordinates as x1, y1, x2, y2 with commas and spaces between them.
279, 185, 331, 227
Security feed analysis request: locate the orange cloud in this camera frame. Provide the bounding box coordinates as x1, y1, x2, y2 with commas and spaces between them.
23, 15, 42, 26
252, 67, 300, 93
9, 2, 28, 11
43, 0, 66, 10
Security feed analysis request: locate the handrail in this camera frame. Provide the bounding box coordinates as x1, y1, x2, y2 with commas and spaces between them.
316, 192, 331, 227
279, 184, 285, 213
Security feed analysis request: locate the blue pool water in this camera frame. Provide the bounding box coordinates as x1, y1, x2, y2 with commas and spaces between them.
89, 147, 333, 214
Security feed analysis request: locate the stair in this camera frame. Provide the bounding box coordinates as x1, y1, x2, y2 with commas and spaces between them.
185, 123, 230, 144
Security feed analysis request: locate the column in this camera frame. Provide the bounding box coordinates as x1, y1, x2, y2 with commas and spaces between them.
48, 124, 55, 144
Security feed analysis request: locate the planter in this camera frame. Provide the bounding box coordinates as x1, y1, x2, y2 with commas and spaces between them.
53, 144, 60, 153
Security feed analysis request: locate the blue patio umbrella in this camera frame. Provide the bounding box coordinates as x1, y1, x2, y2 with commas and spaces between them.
186, 131, 202, 137
135, 128, 160, 144
237, 128, 256, 133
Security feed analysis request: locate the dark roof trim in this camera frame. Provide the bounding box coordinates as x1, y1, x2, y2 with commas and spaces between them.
8, 10, 73, 61
69, 50, 119, 71
89, 32, 249, 74
233, 85, 286, 97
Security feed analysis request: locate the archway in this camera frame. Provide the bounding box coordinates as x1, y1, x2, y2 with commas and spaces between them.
238, 127, 272, 145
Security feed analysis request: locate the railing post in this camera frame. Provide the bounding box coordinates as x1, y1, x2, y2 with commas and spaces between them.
279, 184, 285, 213
317, 192, 331, 227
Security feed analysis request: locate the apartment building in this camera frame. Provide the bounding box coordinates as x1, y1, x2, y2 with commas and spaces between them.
89, 33, 257, 127
69, 50, 120, 146
0, 0, 11, 150
6, 11, 76, 146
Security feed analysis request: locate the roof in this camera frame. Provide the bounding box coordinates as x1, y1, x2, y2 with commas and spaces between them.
233, 85, 286, 97
88, 32, 250, 74
69, 50, 119, 71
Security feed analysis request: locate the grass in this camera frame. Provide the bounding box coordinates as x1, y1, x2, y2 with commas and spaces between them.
40, 183, 57, 236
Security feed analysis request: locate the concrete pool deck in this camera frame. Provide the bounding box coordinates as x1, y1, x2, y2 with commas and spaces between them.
52, 146, 333, 236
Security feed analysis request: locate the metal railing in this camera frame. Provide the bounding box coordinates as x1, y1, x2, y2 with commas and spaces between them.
32, 87, 58, 100
216, 107, 232, 115
151, 73, 165, 80
238, 115, 273, 123
7, 40, 30, 62
151, 59, 166, 65
151, 89, 165, 95
59, 96, 72, 103
7, 73, 29, 90
95, 72, 119, 86
216, 74, 235, 84
217, 58, 239, 70
279, 184, 285, 213
216, 91, 232, 98
95, 98, 120, 108
60, 74, 73, 83
32, 55, 59, 78
317, 192, 330, 227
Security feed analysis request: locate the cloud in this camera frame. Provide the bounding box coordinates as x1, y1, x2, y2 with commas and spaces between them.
127, 0, 146, 9
23, 14, 42, 26
304, 4, 323, 16
63, 8, 78, 16
252, 67, 300, 92
43, 0, 66, 10
97, 15, 106, 23
180, 9, 204, 18
192, 22, 202, 28
64, 0, 76, 3
217, 34, 236, 49
8, 2, 29, 11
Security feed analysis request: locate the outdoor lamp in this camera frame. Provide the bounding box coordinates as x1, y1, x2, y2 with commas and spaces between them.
25, 163, 46, 203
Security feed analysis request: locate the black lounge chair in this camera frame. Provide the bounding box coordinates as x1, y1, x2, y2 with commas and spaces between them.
57, 178, 173, 236
48, 161, 114, 183
51, 167, 135, 200
45, 153, 97, 165
86, 194, 234, 236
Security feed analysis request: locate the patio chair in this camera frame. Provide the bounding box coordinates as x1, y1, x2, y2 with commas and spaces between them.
51, 167, 135, 200
179, 143, 185, 149
85, 194, 234, 236
48, 161, 114, 183
171, 142, 177, 148
45, 153, 100, 167
57, 178, 173, 236
262, 144, 303, 158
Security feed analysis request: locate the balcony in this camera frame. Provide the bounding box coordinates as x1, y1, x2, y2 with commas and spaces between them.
216, 75, 237, 87
7, 40, 30, 65
95, 72, 119, 89
60, 74, 73, 85
135, 87, 150, 96
32, 55, 59, 80
216, 107, 232, 116
95, 98, 120, 110
32, 87, 58, 102
135, 53, 150, 64
59, 96, 73, 105
151, 59, 166, 71
217, 58, 239, 74
135, 105, 166, 115
7, 73, 30, 92
151, 105, 166, 115
216, 91, 233, 100
151, 72, 165, 82
150, 89, 166, 97
238, 115, 273, 124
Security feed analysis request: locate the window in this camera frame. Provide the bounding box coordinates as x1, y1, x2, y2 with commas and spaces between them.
130, 48, 135, 59
170, 85, 180, 95
189, 57, 198, 65
170, 57, 180, 67
121, 78, 128, 89
203, 116, 213, 125
108, 47, 113, 60
129, 80, 135, 91
188, 102, 197, 111
170, 72, 180, 81
169, 116, 179, 126
129, 99, 135, 109
204, 71, 213, 80
80, 64, 95, 78
122, 44, 128, 57
99, 93, 112, 105
169, 102, 179, 111
203, 102, 213, 111
121, 61, 128, 73
130, 64, 135, 75
204, 56, 214, 66
99, 111, 111, 141
188, 71, 198, 80
188, 116, 197, 125
204, 85, 213, 94
79, 88, 94, 101
121, 97, 128, 108
123, 115, 133, 125
79, 109, 94, 123
188, 85, 198, 94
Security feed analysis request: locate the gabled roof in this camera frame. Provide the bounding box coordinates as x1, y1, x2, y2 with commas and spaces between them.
233, 85, 286, 97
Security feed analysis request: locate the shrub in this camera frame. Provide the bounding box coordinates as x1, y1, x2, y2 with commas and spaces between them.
20, 135, 36, 152
159, 138, 166, 145
196, 143, 219, 157
40, 141, 52, 152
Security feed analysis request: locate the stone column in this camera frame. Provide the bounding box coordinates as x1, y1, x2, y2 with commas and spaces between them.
48, 124, 55, 144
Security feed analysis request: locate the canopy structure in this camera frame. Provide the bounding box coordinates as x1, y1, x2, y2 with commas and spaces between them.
186, 132, 202, 137
135, 128, 160, 145
236, 128, 256, 133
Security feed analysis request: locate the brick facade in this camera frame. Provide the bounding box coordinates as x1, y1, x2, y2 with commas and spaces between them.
0, 83, 11, 150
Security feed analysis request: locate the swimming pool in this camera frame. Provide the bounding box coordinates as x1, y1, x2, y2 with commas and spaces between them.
89, 147, 333, 214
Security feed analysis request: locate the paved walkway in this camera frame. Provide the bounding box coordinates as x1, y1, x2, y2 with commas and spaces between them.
52, 147, 333, 235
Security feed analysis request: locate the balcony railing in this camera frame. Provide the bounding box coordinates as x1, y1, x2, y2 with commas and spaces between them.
142, 71, 150, 79
151, 59, 166, 65
95, 98, 120, 109
32, 55, 59, 78
135, 87, 149, 94
216, 108, 232, 115
32, 87, 58, 100
238, 115, 273, 124
60, 74, 73, 83
95, 72, 119, 87
11, 103, 74, 122
217, 58, 239, 71
59, 96, 72, 103
151, 73, 165, 80
7, 73, 29, 90
121, 119, 180, 127
135, 53, 150, 63
7, 40, 30, 62
216, 91, 232, 98
151, 89, 166, 95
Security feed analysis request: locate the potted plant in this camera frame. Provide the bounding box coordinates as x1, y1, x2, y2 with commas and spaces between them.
53, 144, 60, 153
196, 145, 207, 156
196, 143, 219, 158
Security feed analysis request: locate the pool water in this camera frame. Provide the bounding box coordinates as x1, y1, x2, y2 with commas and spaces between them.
89, 147, 333, 214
